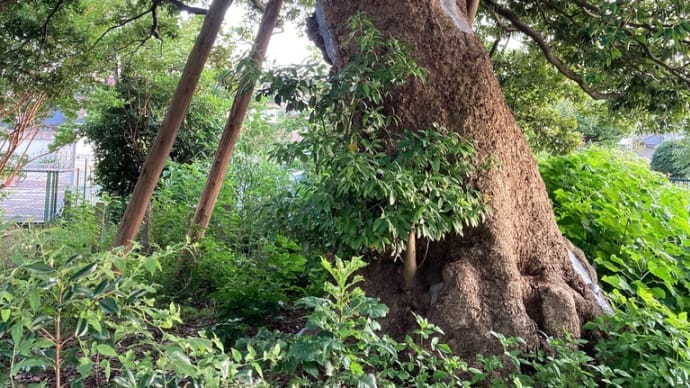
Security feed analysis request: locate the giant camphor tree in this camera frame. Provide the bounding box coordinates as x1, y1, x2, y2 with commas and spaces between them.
299, 0, 689, 359
21, 0, 682, 358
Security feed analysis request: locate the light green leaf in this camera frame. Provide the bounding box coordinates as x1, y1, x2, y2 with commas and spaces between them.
97, 344, 118, 357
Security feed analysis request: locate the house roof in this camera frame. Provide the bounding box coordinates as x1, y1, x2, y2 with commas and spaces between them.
619, 133, 684, 147
44, 111, 66, 126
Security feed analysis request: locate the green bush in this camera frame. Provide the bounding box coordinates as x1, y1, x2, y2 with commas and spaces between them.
0, 237, 232, 386
237, 256, 489, 387
152, 155, 296, 250
535, 147, 690, 386
540, 147, 690, 311
650, 139, 687, 178
586, 292, 690, 386
151, 158, 324, 331
81, 69, 230, 197
204, 235, 320, 321
671, 137, 690, 178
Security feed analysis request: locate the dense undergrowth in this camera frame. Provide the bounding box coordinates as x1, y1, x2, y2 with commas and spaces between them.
2, 14, 689, 387
1, 147, 689, 386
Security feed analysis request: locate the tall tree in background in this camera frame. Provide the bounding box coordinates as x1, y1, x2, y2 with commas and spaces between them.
0, 0, 97, 185
80, 20, 233, 197
0, 0, 203, 185
308, 0, 689, 358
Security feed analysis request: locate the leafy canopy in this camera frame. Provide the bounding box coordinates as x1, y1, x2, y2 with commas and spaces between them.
481, 0, 689, 117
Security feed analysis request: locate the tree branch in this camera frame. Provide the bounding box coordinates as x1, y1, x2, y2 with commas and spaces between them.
488, 36, 500, 57
90, 8, 154, 50
484, 0, 617, 100
40, 0, 65, 46
165, 0, 208, 15
252, 0, 266, 12
90, 0, 209, 51
467, 0, 480, 25
624, 32, 690, 88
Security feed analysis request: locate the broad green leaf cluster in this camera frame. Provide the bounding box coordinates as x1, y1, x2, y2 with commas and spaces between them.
267, 15, 488, 255
536, 147, 690, 386
541, 147, 690, 311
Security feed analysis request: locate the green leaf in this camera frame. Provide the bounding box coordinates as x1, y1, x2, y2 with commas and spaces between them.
93, 279, 109, 296
143, 257, 161, 274
99, 298, 119, 315
13, 358, 49, 373
10, 323, 23, 344
28, 289, 41, 311
350, 360, 365, 376
24, 263, 55, 274
75, 318, 88, 338
71, 380, 86, 388
78, 357, 94, 377
169, 350, 196, 376
231, 348, 242, 362
69, 262, 97, 281
1, 309, 10, 322
358, 373, 378, 388
96, 343, 118, 357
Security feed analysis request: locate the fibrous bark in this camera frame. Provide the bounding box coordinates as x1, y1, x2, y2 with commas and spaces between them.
314, 0, 604, 359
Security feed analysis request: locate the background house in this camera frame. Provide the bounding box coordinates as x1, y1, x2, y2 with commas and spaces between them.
618, 133, 684, 160
0, 110, 97, 223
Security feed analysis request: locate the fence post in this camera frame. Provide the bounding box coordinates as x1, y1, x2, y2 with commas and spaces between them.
93, 201, 106, 252
43, 171, 54, 223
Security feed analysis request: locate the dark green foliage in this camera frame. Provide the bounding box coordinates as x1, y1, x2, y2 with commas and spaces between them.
672, 137, 690, 178
650, 139, 688, 178
201, 235, 320, 322
237, 257, 488, 387
152, 150, 323, 327
0, 217, 233, 386
82, 67, 229, 196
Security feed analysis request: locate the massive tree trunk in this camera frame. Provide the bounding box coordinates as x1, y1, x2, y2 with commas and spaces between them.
314, 0, 604, 359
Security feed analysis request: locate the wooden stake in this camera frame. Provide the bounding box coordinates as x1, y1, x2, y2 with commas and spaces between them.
187, 0, 284, 241
112, 0, 234, 249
